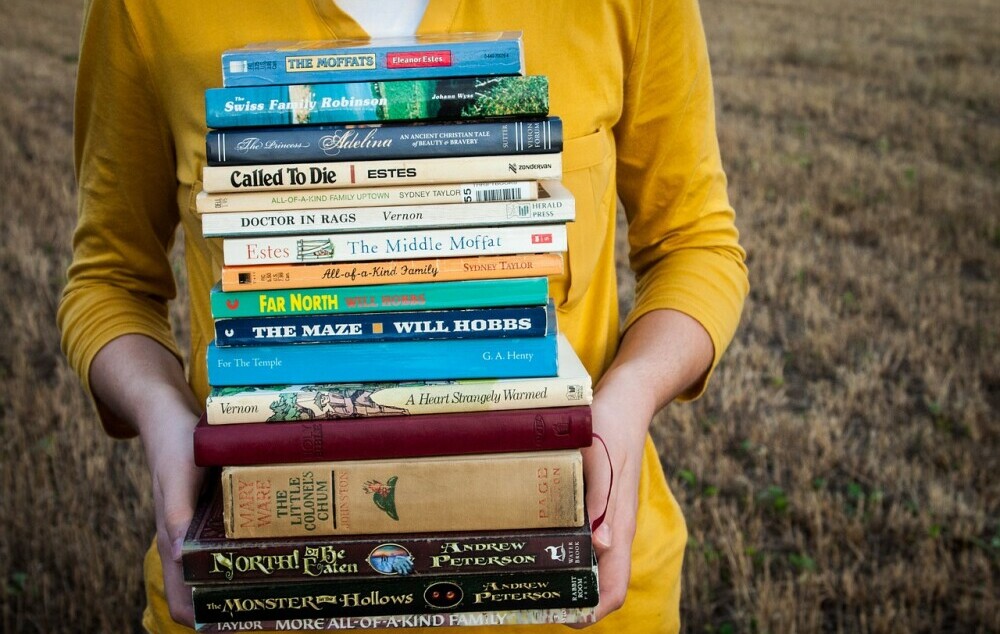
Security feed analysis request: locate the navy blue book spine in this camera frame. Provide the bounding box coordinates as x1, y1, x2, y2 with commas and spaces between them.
214, 304, 550, 346
206, 118, 562, 166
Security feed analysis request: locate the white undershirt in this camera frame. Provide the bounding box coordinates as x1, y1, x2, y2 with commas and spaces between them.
336, 0, 430, 37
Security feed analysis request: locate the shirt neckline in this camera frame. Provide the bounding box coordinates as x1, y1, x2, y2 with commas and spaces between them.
310, 0, 463, 38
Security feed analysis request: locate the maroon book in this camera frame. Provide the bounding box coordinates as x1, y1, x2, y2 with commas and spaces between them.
193, 406, 592, 466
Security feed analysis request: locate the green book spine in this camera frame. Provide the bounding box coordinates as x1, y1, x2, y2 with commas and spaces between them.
209, 277, 548, 318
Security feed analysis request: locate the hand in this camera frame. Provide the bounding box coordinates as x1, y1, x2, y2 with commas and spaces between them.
138, 407, 205, 627
569, 309, 714, 625
575, 367, 654, 625
89, 335, 204, 627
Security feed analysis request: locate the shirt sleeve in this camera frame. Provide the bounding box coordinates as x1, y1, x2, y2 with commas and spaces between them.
613, 0, 749, 400
58, 0, 184, 437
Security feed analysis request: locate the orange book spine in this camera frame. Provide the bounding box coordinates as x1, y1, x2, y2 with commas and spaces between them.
220, 253, 564, 291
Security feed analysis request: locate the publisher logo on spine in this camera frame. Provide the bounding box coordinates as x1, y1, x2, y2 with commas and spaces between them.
531, 233, 553, 244
506, 203, 532, 219
386, 50, 453, 69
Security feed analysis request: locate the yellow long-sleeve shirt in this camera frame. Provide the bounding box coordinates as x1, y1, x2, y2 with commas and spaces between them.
60, 1, 747, 632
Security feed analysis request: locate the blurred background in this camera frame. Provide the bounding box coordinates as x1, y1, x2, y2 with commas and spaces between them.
1, 0, 996, 632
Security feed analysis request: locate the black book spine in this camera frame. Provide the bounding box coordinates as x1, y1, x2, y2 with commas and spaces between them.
206, 118, 562, 165
192, 567, 598, 623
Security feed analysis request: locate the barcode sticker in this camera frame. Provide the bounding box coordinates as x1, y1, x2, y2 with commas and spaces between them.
475, 187, 527, 203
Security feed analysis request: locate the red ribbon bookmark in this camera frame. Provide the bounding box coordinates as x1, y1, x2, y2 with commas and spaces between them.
589, 432, 613, 532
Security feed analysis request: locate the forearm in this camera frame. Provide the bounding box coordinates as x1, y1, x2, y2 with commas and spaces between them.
597, 308, 714, 417
88, 334, 201, 441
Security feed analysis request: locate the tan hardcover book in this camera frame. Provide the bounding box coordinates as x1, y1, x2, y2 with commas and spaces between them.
222, 450, 583, 539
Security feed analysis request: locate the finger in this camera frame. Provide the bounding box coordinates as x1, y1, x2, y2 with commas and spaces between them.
580, 441, 617, 538
161, 544, 196, 627
593, 523, 634, 621
567, 502, 635, 629
587, 462, 642, 624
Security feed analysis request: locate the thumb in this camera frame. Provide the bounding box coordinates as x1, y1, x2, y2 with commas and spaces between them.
582, 435, 616, 546
592, 521, 613, 550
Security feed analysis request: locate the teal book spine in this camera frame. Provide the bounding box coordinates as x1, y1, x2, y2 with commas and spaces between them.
206, 328, 558, 386
209, 277, 549, 319
206, 76, 548, 128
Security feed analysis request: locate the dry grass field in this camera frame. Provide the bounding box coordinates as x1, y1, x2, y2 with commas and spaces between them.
1, 0, 997, 632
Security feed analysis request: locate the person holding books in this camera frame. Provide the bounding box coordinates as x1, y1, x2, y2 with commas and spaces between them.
60, 1, 747, 632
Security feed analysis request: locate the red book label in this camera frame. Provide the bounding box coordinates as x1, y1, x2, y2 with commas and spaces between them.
386, 50, 453, 69
531, 233, 553, 244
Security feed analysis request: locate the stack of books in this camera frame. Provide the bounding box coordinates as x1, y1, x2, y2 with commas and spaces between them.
184, 33, 599, 631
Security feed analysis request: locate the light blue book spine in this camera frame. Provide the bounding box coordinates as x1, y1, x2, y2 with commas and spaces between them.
209, 277, 549, 318
207, 330, 558, 386
221, 34, 523, 87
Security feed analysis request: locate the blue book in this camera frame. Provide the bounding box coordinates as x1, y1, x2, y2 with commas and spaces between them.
205, 118, 562, 166
214, 302, 551, 346
221, 32, 524, 87
204, 76, 548, 128
206, 307, 558, 386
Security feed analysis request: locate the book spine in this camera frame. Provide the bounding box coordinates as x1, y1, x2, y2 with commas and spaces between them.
206, 331, 557, 386
210, 277, 549, 318
208, 76, 546, 127
194, 406, 592, 466
206, 118, 561, 165
198, 181, 538, 214
201, 183, 575, 237
220, 253, 563, 291
184, 528, 592, 584
205, 379, 592, 425
222, 224, 568, 266
202, 154, 561, 193
214, 305, 549, 347
221, 450, 583, 538
195, 607, 597, 631
193, 568, 597, 623
221, 37, 524, 87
